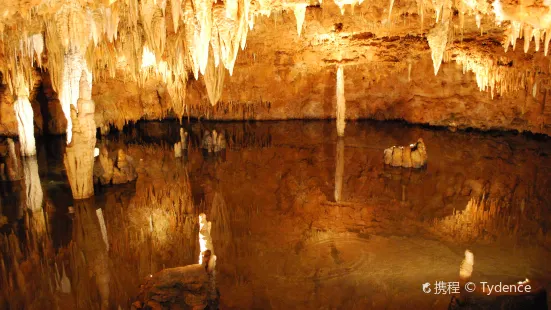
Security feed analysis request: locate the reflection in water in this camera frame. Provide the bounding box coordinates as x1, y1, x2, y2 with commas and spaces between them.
22, 158, 43, 212
72, 199, 110, 310
1, 120, 551, 309
430, 196, 551, 246
334, 138, 344, 202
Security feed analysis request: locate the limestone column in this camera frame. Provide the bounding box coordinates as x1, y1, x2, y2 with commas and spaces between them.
334, 138, 344, 202
336, 66, 346, 137
13, 78, 36, 156
64, 71, 96, 199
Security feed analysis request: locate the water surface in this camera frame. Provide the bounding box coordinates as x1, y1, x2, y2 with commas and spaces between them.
1, 120, 551, 309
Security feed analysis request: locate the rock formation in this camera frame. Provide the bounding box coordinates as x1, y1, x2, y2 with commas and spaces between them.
64, 71, 96, 199
133, 265, 210, 310
202, 130, 226, 153
112, 149, 138, 185
94, 148, 137, 185
13, 83, 36, 156
174, 128, 189, 158
384, 138, 428, 168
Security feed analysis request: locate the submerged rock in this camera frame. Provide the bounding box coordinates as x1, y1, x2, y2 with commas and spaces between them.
112, 149, 138, 184
384, 138, 427, 169
94, 147, 114, 185
93, 148, 137, 185
202, 130, 227, 153
133, 264, 217, 310
202, 131, 214, 153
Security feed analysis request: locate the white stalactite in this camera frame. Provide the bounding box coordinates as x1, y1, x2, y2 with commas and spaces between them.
427, 21, 449, 75
336, 66, 346, 137
14, 96, 36, 157
293, 4, 308, 37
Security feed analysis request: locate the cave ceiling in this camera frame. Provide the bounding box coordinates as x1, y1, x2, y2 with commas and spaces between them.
0, 0, 550, 108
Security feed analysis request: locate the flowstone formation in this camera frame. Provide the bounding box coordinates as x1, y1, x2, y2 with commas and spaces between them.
384, 138, 427, 168
64, 71, 96, 199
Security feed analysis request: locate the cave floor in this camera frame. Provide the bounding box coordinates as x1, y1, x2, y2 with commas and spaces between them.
1, 120, 551, 309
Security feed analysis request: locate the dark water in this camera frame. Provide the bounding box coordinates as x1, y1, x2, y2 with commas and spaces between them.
1, 120, 551, 309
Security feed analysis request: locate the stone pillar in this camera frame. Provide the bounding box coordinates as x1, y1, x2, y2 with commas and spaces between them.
64, 71, 96, 199
13, 79, 36, 156
336, 66, 346, 137
334, 137, 344, 202
61, 51, 92, 144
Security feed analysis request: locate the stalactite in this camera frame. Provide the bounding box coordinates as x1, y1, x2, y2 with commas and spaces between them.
293, 4, 307, 37
14, 88, 36, 157
427, 21, 449, 75
336, 65, 346, 137
203, 48, 225, 106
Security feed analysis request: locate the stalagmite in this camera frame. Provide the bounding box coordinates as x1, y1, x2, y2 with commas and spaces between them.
64, 71, 96, 200
13, 77, 36, 157
198, 213, 215, 272
293, 4, 308, 37
336, 66, 346, 137
334, 138, 344, 203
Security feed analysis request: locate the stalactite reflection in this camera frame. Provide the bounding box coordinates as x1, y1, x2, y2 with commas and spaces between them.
334, 137, 344, 203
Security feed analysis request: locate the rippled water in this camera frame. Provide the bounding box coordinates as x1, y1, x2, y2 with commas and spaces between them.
1, 120, 551, 309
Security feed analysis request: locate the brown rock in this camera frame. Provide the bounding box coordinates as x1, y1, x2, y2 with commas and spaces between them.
112, 149, 138, 184
135, 265, 210, 310
383, 147, 393, 165
391, 147, 403, 167
402, 146, 412, 168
